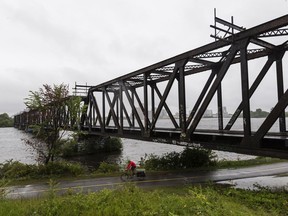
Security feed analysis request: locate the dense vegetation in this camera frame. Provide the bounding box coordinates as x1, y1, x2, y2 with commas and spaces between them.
0, 183, 287, 215
0, 147, 212, 182
0, 160, 86, 180
250, 108, 269, 118
0, 149, 287, 215
0, 113, 13, 127
144, 147, 217, 170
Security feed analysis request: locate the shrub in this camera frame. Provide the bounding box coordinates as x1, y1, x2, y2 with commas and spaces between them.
145, 147, 217, 170
0, 160, 85, 180
103, 137, 123, 153
0, 160, 36, 179
180, 147, 217, 168
96, 162, 120, 173
77, 135, 123, 154
37, 161, 85, 177
60, 139, 78, 157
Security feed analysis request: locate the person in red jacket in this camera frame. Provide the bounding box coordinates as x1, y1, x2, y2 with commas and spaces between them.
126, 160, 137, 176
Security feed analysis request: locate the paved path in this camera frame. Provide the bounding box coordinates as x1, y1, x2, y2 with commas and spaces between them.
6, 162, 288, 199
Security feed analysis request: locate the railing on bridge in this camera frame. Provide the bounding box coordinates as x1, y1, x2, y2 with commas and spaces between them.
15, 15, 288, 159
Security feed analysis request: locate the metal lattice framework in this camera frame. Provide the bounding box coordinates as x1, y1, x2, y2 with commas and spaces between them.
79, 15, 288, 158
14, 15, 288, 159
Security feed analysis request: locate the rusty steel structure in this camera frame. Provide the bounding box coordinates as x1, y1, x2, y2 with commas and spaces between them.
15, 15, 288, 158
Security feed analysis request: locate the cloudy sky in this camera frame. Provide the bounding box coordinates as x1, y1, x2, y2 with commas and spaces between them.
0, 0, 288, 116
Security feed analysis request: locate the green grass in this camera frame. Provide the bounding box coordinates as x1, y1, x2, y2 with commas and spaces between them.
0, 183, 287, 216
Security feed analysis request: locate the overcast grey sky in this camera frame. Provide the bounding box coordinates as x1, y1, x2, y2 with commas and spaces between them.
0, 0, 288, 116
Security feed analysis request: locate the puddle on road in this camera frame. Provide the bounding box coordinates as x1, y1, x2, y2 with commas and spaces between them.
217, 175, 288, 190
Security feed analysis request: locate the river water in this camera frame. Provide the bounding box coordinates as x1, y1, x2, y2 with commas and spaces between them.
1, 117, 287, 165
1, 117, 276, 165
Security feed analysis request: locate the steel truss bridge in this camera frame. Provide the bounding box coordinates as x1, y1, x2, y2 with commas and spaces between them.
15, 15, 288, 159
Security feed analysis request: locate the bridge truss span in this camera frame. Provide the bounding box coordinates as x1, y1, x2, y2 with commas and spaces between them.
80, 15, 288, 158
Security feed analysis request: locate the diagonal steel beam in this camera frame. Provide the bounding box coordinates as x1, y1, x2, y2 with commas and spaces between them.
105, 92, 118, 126
154, 84, 179, 128
120, 81, 144, 132
186, 69, 217, 127
244, 88, 288, 147
187, 41, 243, 138
89, 92, 103, 131
130, 88, 151, 128
104, 89, 120, 129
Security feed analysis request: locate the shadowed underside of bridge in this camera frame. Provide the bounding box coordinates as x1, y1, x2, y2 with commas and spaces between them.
15, 15, 288, 159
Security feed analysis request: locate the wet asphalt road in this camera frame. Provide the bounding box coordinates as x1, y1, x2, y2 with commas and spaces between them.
6, 162, 288, 199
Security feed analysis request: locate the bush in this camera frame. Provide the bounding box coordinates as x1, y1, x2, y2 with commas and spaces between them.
145, 147, 217, 170
0, 160, 37, 179
96, 162, 120, 173
60, 139, 78, 157
180, 147, 217, 168
103, 137, 123, 153
0, 160, 85, 180
77, 135, 123, 154
37, 161, 85, 177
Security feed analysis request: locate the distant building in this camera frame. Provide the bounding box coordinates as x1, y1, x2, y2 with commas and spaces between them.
203, 109, 213, 118
133, 107, 168, 120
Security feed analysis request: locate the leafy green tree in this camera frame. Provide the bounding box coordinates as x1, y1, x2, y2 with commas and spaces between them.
250, 108, 269, 118
0, 113, 13, 127
23, 84, 84, 164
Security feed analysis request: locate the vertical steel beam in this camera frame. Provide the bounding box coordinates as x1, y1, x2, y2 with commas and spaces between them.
178, 62, 187, 136
240, 43, 251, 138
151, 83, 155, 119
276, 56, 286, 132
143, 73, 149, 132
216, 67, 223, 130
132, 90, 135, 127
102, 88, 106, 132
88, 99, 92, 131
119, 86, 124, 134
116, 93, 119, 119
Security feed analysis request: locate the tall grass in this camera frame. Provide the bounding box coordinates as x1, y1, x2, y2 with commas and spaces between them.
0, 184, 287, 215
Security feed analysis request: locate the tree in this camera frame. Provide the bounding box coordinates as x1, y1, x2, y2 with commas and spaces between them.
23, 84, 83, 164
0, 113, 13, 127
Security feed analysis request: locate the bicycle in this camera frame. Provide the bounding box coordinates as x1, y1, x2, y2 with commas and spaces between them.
120, 168, 146, 182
